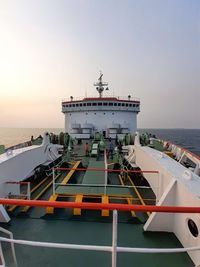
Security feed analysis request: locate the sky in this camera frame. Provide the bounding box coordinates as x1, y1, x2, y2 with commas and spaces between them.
0, 0, 199, 129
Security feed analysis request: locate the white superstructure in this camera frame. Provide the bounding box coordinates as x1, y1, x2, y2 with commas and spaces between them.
62, 74, 140, 138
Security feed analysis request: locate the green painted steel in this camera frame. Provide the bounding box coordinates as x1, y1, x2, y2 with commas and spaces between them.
56, 185, 132, 195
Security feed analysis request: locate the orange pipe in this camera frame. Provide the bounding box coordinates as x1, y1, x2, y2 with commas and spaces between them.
2, 198, 200, 213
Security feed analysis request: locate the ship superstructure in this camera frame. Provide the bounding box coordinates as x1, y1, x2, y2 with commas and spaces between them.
62, 74, 140, 139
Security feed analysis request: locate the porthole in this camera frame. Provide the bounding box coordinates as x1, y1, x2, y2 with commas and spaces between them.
112, 113, 114, 115
104, 113, 106, 115
188, 219, 198, 237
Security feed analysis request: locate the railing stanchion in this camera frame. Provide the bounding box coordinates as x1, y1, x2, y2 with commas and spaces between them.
112, 210, 118, 267
27, 182, 31, 200
104, 149, 108, 196
53, 168, 55, 196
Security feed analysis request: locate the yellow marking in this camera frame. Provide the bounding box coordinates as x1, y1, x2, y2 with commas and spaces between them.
61, 161, 80, 184
128, 175, 151, 217
23, 174, 60, 212
46, 161, 80, 214
46, 194, 59, 214
8, 176, 49, 212
101, 195, 109, 216
107, 162, 115, 166
118, 175, 135, 217
74, 194, 83, 215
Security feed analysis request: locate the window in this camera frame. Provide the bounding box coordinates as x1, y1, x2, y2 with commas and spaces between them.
109, 103, 113, 106
72, 104, 75, 107
83, 103, 86, 106
69, 104, 71, 107
103, 102, 108, 106
98, 102, 102, 106
66, 105, 68, 107
87, 103, 91, 106
92, 103, 97, 106
76, 104, 79, 107
80, 103, 82, 106
126, 103, 128, 107
114, 103, 117, 106
129, 104, 132, 107
118, 103, 121, 106
188, 219, 198, 237
133, 104, 135, 107
122, 103, 125, 106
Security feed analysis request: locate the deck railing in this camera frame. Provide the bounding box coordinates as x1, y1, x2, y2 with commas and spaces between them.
1, 205, 200, 267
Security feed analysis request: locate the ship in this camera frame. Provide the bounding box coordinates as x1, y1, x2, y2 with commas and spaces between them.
0, 74, 200, 267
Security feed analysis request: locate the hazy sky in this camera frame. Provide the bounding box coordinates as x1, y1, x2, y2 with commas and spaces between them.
0, 0, 199, 129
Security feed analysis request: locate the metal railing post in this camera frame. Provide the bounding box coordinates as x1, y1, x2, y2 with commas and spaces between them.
53, 168, 55, 196
112, 210, 118, 267
27, 182, 31, 200
104, 149, 107, 196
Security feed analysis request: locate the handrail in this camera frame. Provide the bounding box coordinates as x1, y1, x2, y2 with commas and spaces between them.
0, 210, 200, 267
54, 167, 158, 173
1, 198, 200, 213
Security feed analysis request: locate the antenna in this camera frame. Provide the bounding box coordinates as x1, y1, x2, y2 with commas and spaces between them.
94, 72, 108, 98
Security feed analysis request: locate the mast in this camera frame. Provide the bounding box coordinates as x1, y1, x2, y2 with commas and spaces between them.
94, 72, 108, 98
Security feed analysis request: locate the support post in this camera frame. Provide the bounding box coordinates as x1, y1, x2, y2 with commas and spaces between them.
53, 168, 55, 196
112, 210, 118, 267
104, 149, 107, 196
27, 182, 31, 200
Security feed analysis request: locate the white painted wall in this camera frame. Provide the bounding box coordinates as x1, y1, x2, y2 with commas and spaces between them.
129, 136, 200, 266
64, 110, 137, 136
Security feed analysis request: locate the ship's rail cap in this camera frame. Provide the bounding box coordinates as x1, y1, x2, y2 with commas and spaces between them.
62, 95, 140, 103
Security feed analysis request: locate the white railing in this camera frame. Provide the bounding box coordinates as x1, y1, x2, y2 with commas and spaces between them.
62, 95, 140, 102
1, 210, 200, 267
0, 227, 17, 266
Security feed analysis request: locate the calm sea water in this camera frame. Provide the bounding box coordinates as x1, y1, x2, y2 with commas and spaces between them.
0, 128, 63, 148
0, 128, 199, 157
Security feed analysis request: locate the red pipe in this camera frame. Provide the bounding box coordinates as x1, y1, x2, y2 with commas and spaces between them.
1, 198, 200, 213
54, 168, 158, 173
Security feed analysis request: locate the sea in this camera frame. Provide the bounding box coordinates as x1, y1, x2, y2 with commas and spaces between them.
0, 128, 199, 157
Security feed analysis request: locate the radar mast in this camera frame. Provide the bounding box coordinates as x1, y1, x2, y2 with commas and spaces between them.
94, 72, 108, 98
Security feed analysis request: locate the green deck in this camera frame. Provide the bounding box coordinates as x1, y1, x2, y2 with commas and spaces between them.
82, 159, 105, 184
56, 185, 132, 195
